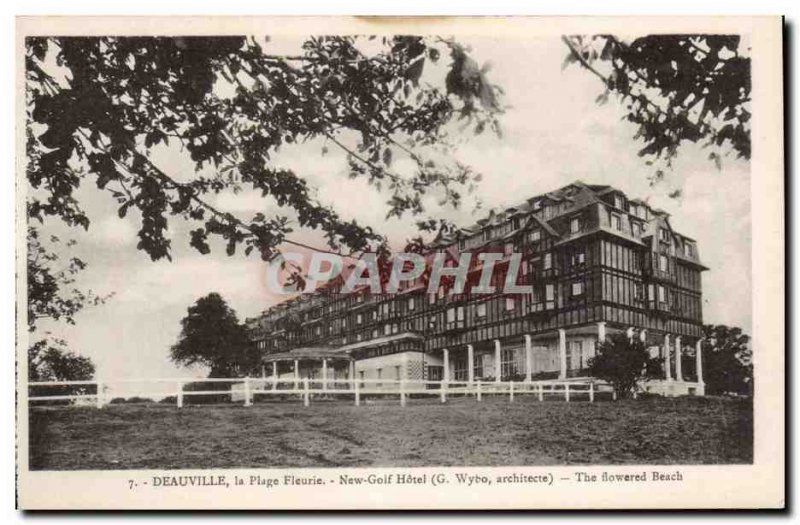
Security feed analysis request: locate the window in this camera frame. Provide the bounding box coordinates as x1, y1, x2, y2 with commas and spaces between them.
384, 324, 391, 335
530, 229, 541, 242
512, 217, 521, 230
611, 214, 622, 231
570, 217, 581, 234
476, 302, 487, 318
505, 297, 516, 311
685, 242, 694, 257
572, 281, 584, 296
568, 341, 585, 370
395, 365, 401, 380
545, 284, 555, 301
658, 285, 666, 303
500, 349, 517, 379
659, 254, 668, 272
356, 313, 363, 325
544, 252, 552, 270
629, 204, 638, 217
660, 228, 671, 242
428, 293, 436, 305
571, 252, 585, 266
614, 194, 624, 210
446, 308, 456, 324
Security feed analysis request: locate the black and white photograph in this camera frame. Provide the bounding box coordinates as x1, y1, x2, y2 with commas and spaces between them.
15, 15, 783, 510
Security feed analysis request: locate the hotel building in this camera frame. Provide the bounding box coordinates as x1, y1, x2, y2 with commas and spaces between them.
245, 181, 708, 396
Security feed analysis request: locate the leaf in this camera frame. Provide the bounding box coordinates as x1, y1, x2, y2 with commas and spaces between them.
382, 147, 393, 167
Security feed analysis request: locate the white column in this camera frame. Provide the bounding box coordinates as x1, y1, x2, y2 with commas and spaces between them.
558, 329, 567, 380
272, 362, 277, 390
467, 344, 474, 384
524, 334, 532, 382
349, 360, 355, 380
494, 339, 502, 382
696, 339, 704, 385
597, 322, 607, 343
663, 334, 672, 381
322, 359, 328, 390
401, 353, 408, 380
675, 336, 683, 381
261, 365, 266, 379
442, 348, 450, 382
294, 359, 300, 389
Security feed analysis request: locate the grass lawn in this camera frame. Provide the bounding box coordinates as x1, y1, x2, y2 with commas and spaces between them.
28, 395, 752, 470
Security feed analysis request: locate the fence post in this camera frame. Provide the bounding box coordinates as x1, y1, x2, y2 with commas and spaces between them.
177, 381, 184, 409
509, 381, 514, 403
95, 380, 103, 409
400, 379, 406, 407
538, 383, 543, 402
565, 383, 570, 402
589, 382, 594, 403
303, 378, 310, 407
477, 381, 482, 402
244, 378, 252, 407
440, 380, 447, 403
354, 379, 360, 407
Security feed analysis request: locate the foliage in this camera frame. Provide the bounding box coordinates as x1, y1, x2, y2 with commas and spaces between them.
170, 293, 257, 377
700, 324, 753, 396
563, 35, 750, 175
25, 36, 503, 264
26, 226, 111, 331
588, 333, 663, 398
28, 337, 95, 382
28, 338, 96, 403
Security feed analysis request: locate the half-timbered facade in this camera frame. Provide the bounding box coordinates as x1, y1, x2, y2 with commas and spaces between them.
246, 181, 708, 396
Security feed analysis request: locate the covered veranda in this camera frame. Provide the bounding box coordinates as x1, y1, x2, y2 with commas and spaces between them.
259, 346, 353, 390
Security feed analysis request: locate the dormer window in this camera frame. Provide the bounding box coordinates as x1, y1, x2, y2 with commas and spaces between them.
614, 194, 624, 210
570, 216, 581, 234
611, 214, 622, 231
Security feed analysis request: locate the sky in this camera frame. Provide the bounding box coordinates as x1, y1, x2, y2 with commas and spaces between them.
31, 34, 751, 387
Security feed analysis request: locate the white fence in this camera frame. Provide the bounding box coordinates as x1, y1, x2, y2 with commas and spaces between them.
27, 377, 616, 408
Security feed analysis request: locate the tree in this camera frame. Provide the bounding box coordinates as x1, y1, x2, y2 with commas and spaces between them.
28, 338, 96, 401
27, 225, 109, 384
563, 34, 750, 178
25, 36, 502, 267
170, 293, 256, 377
28, 338, 95, 382
27, 225, 111, 331
588, 333, 663, 398
700, 324, 752, 396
